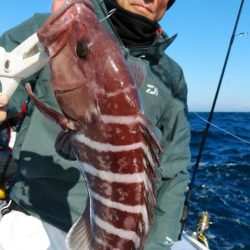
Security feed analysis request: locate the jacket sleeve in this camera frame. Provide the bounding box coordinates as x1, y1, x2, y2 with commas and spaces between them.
0, 13, 49, 118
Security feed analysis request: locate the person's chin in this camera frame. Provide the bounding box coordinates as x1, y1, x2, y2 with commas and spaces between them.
129, 5, 153, 18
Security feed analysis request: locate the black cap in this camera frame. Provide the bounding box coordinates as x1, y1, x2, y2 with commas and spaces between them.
167, 0, 176, 9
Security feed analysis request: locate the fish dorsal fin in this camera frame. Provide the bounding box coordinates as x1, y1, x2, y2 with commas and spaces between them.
66, 198, 91, 250
140, 114, 163, 178
55, 131, 76, 160
127, 61, 146, 88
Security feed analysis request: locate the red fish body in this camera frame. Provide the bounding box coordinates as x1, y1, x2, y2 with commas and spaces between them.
26, 0, 161, 249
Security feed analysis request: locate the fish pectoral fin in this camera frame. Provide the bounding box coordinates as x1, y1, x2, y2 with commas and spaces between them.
55, 131, 76, 160
66, 198, 91, 250
127, 60, 146, 88
25, 83, 79, 131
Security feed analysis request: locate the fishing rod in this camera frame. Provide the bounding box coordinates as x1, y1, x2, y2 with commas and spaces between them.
178, 0, 246, 240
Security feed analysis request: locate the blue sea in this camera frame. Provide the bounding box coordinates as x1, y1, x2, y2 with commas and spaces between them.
186, 112, 250, 250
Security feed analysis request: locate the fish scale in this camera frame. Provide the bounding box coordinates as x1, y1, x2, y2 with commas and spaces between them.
25, 0, 162, 249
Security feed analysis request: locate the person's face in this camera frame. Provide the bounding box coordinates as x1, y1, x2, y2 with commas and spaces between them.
116, 0, 170, 21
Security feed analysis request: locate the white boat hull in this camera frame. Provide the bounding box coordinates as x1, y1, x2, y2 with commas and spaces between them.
172, 231, 209, 250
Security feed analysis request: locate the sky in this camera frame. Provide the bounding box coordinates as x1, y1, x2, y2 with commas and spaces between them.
0, 0, 249, 112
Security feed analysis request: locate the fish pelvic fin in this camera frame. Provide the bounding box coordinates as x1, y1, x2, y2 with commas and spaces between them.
25, 83, 80, 131
66, 198, 91, 250
25, 83, 78, 160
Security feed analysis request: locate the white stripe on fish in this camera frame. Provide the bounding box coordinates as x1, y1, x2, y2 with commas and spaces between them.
100, 114, 144, 125
75, 133, 154, 167
78, 161, 152, 192
94, 215, 141, 249
97, 85, 136, 98
89, 189, 149, 232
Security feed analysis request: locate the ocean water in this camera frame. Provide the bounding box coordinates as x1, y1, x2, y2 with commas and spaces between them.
186, 112, 250, 250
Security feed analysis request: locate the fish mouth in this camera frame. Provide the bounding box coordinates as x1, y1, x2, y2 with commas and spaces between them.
37, 0, 95, 57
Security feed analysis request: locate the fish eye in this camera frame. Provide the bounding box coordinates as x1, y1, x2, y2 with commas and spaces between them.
75, 40, 88, 58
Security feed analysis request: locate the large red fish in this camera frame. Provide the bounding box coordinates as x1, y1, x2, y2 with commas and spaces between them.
26, 0, 162, 249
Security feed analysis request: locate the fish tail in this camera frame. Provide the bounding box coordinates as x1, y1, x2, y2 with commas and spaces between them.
66, 198, 91, 250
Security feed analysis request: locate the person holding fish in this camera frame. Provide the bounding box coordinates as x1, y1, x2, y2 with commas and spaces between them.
0, 0, 190, 249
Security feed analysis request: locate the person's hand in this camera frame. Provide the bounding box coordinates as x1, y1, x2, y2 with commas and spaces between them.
0, 93, 8, 122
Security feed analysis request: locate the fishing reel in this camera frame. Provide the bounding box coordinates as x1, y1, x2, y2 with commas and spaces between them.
195, 211, 210, 248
